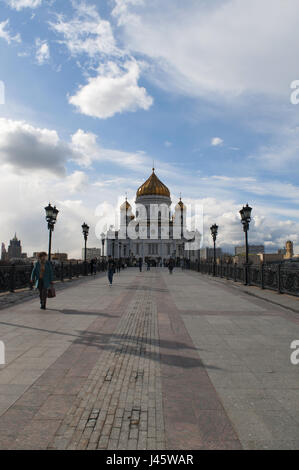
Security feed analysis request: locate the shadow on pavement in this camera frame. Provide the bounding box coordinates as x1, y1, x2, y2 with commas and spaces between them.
55, 309, 116, 317
72, 330, 222, 371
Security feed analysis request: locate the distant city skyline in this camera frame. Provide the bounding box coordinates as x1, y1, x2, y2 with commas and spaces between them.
1, 231, 297, 263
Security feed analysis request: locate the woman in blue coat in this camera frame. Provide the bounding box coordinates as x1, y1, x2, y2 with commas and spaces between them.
31, 252, 54, 309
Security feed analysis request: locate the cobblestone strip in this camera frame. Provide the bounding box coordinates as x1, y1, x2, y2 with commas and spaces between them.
49, 274, 166, 450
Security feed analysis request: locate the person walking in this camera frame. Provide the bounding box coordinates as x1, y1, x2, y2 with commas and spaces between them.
31, 252, 54, 310
90, 258, 93, 274
94, 258, 98, 275
138, 257, 143, 273
107, 255, 115, 287
147, 260, 151, 271
90, 258, 97, 275
168, 257, 175, 275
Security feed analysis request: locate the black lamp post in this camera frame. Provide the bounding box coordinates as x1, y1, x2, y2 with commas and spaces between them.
45, 203, 59, 261
119, 241, 122, 260
101, 232, 105, 259
82, 222, 89, 275
210, 224, 218, 276
239, 203, 252, 285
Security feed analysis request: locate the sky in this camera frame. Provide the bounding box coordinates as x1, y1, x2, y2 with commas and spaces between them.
0, 0, 299, 258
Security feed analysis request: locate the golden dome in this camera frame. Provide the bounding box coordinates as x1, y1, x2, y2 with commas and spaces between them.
120, 199, 131, 211
136, 169, 170, 198
175, 198, 186, 211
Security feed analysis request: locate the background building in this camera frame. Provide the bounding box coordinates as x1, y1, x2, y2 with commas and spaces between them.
82, 247, 101, 261
1, 243, 8, 262
201, 247, 223, 260
235, 245, 265, 256
104, 169, 200, 262
8, 234, 22, 259
52, 252, 68, 262
284, 240, 294, 260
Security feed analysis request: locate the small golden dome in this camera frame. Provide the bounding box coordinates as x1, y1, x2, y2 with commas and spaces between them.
120, 199, 131, 211
175, 198, 186, 211
136, 169, 170, 198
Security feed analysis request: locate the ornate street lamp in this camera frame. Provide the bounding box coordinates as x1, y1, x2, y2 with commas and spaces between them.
82, 222, 89, 275
239, 203, 252, 285
45, 203, 59, 261
210, 224, 218, 276
101, 232, 105, 259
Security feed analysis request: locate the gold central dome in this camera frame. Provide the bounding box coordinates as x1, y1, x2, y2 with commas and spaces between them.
136, 169, 170, 198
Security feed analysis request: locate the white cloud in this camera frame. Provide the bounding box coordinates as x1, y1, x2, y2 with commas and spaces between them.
70, 128, 149, 169
7, 0, 42, 11
93, 177, 128, 188
50, 3, 153, 119
50, 2, 119, 58
0, 118, 152, 177
69, 60, 153, 119
180, 196, 299, 252
246, 126, 299, 172
211, 137, 223, 147
112, 0, 144, 26
164, 141, 173, 148
0, 167, 100, 259
64, 171, 89, 193
6, 0, 41, 10
201, 175, 299, 202
35, 38, 50, 65
0, 20, 21, 44
112, 0, 299, 99
0, 118, 70, 176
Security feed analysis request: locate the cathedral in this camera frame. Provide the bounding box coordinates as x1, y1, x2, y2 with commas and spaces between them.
104, 169, 199, 263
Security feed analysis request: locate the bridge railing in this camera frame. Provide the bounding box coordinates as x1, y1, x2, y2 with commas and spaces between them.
188, 261, 299, 297
0, 261, 108, 294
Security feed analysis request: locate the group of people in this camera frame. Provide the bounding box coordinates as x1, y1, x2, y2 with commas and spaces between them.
31, 251, 180, 309
137, 258, 153, 272
137, 257, 176, 275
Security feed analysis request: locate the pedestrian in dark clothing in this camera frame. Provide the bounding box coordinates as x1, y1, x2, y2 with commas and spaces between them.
31, 252, 54, 309
107, 256, 115, 286
90, 258, 95, 275
147, 260, 151, 271
168, 258, 175, 275
138, 258, 143, 272
93, 258, 98, 275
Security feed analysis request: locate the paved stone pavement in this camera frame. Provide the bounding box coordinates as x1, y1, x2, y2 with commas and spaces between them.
0, 272, 106, 311
0, 268, 298, 450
